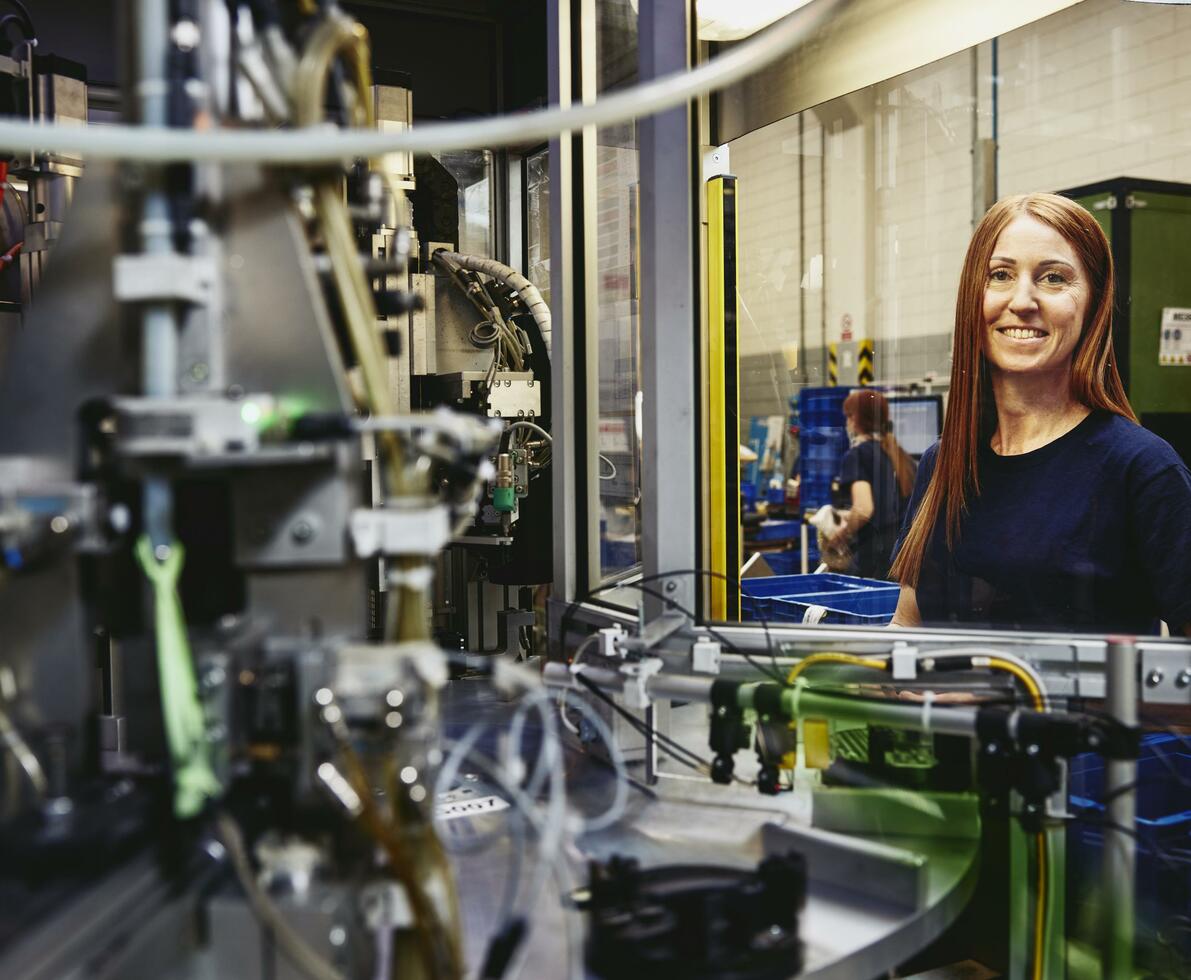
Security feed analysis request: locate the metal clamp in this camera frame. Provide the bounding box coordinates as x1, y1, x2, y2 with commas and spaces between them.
621, 657, 664, 710
113, 253, 218, 305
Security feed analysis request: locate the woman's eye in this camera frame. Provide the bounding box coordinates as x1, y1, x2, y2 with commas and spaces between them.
988, 269, 1011, 282
1041, 272, 1067, 285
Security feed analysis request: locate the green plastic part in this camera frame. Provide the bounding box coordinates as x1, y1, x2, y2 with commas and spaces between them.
493, 486, 516, 512
136, 536, 220, 819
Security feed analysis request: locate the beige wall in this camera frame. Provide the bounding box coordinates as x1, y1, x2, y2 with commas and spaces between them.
731, 0, 1191, 420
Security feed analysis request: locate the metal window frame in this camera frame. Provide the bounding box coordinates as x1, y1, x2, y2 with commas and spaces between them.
549, 0, 699, 617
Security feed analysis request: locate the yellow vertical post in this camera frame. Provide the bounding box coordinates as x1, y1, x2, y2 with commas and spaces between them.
706, 175, 740, 620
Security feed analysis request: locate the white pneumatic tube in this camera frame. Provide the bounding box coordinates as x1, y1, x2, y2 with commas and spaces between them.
438, 251, 552, 355
0, 0, 843, 163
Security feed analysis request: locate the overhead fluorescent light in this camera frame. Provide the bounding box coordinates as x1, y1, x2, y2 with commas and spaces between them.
697, 0, 815, 41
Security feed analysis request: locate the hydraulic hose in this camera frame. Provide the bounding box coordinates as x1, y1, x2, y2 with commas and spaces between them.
0, 0, 845, 162
436, 251, 551, 356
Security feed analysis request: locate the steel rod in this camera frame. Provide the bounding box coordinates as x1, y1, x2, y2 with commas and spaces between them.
1102, 637, 1137, 977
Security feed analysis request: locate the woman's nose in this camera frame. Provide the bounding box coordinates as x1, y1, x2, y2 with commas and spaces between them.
1008, 277, 1038, 315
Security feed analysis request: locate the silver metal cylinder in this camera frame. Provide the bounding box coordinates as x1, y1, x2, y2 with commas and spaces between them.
1102, 638, 1137, 978
135, 0, 179, 551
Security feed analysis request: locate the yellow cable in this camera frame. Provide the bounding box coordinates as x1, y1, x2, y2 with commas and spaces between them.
982, 657, 1046, 978
1033, 831, 1047, 980
784, 652, 889, 685
783, 653, 888, 771
986, 657, 1045, 712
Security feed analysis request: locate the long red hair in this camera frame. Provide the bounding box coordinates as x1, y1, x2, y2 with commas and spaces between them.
889, 193, 1137, 587
842, 388, 916, 498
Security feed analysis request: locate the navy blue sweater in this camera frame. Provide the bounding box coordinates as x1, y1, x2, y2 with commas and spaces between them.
893, 411, 1191, 635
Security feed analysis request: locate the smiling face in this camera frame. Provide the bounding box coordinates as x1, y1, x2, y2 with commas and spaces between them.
982, 215, 1091, 380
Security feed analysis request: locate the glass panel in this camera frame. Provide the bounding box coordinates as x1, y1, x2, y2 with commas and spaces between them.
595, 0, 643, 582
729, 0, 1191, 638
525, 148, 551, 309
433, 149, 494, 257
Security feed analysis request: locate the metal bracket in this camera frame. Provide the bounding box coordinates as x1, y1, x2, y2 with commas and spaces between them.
691, 638, 721, 675
113, 253, 218, 305
621, 657, 664, 710
111, 396, 262, 458
1140, 646, 1191, 705
349, 503, 451, 558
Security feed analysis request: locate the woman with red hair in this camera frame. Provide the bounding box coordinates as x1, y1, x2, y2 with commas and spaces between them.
824, 388, 916, 579
889, 193, 1191, 635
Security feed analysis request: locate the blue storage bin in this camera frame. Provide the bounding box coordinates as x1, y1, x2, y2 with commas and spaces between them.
798, 387, 849, 429
741, 481, 758, 510
752, 519, 801, 542
770, 587, 900, 625
760, 551, 803, 576
1066, 733, 1191, 949
740, 572, 896, 621
1069, 735, 1191, 827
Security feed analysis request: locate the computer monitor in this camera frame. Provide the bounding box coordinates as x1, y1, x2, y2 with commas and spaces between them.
887, 395, 944, 457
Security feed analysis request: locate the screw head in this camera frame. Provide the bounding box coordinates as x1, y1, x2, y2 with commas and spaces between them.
290, 518, 316, 544
1146, 668, 1165, 688
1026, 743, 1039, 757
1176, 669, 1191, 690
189, 362, 209, 382
665, 581, 678, 593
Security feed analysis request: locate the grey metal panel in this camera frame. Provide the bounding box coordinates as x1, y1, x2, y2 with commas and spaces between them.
638, 0, 695, 617
0, 163, 134, 470
409, 272, 437, 376
219, 168, 354, 414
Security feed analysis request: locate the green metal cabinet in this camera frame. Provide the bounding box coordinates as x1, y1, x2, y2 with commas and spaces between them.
1060, 177, 1191, 461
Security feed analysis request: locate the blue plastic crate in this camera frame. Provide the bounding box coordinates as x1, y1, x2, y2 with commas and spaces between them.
1066, 733, 1191, 940
797, 387, 849, 429
759, 550, 803, 576
1069, 735, 1191, 827
740, 573, 896, 621
741, 481, 758, 510
770, 587, 900, 625
752, 519, 801, 542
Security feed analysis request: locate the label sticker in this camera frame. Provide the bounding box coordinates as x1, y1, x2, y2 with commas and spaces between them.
435, 794, 511, 822
1159, 308, 1191, 366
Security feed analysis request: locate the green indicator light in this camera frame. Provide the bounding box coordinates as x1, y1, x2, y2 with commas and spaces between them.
240, 402, 263, 426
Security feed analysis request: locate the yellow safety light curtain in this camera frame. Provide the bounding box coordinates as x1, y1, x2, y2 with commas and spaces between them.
706, 174, 741, 620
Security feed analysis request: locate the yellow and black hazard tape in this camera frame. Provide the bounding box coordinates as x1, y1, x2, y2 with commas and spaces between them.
858, 339, 874, 386
827, 343, 838, 386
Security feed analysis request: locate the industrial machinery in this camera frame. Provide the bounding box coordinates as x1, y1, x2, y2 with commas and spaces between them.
0, 3, 1189, 980
0, 3, 551, 978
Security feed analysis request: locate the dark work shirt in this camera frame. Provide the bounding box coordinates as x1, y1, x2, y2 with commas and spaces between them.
893, 411, 1191, 635
836, 439, 908, 580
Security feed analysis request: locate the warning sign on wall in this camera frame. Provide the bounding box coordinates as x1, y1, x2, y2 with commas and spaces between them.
1159, 308, 1191, 366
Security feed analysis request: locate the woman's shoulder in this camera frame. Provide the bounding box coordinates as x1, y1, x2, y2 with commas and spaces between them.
1088, 411, 1186, 479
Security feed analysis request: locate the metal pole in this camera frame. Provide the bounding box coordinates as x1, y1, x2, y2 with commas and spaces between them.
639, 0, 696, 620
1102, 637, 1137, 978
136, 0, 179, 555
543, 662, 980, 737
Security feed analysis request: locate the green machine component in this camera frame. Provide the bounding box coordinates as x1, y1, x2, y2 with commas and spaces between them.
1060, 178, 1191, 462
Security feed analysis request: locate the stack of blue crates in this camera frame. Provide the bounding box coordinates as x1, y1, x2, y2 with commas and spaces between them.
1066, 734, 1191, 958
797, 387, 850, 512
797, 388, 850, 565
741, 572, 899, 625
